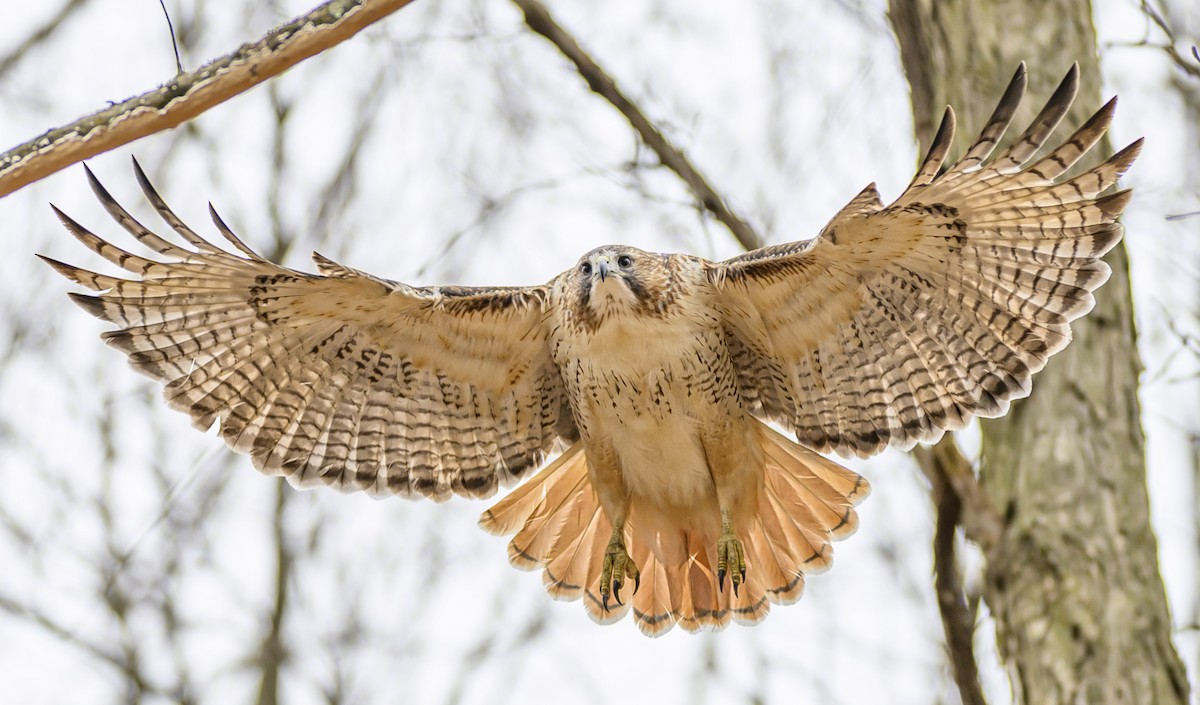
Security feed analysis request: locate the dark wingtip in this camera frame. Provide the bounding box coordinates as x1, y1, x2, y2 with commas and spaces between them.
66, 291, 110, 320
1115, 136, 1145, 165
936, 105, 956, 142
1002, 63, 1029, 100
1097, 188, 1134, 219
36, 252, 68, 273
1046, 62, 1081, 110
37, 254, 108, 291
130, 156, 164, 205
48, 204, 92, 242
83, 161, 126, 214
131, 156, 151, 189
47, 202, 71, 225
208, 202, 231, 233
100, 329, 136, 353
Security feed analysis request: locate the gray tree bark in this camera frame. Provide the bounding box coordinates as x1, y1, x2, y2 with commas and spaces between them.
888, 2, 1190, 703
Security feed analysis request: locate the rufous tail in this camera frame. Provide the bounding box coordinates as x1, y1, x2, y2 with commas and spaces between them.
478, 420, 870, 637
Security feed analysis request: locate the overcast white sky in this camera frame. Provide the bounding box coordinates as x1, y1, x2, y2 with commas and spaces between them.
0, 1, 1196, 703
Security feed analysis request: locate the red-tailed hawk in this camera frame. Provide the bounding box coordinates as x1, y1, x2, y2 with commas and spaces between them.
42, 64, 1139, 637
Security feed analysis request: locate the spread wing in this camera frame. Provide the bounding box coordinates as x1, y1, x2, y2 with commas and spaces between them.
709, 63, 1142, 457
41, 161, 572, 500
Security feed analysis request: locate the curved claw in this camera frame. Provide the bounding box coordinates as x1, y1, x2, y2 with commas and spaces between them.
716, 525, 747, 597
598, 530, 637, 612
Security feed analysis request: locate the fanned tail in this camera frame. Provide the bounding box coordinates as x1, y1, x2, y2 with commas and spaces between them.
479, 420, 870, 637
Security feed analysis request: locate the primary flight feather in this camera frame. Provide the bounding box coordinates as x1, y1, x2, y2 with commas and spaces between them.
43, 63, 1140, 636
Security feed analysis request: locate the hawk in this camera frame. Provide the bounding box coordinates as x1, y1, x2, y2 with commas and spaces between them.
43, 64, 1139, 636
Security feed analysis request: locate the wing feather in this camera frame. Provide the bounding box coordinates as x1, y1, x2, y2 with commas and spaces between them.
44, 166, 571, 500
710, 65, 1140, 456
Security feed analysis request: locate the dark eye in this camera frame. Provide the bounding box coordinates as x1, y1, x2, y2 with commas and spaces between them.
580, 262, 592, 276
617, 255, 633, 269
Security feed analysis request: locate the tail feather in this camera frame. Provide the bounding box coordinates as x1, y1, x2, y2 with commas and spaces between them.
478, 418, 869, 636
760, 424, 867, 539
577, 520, 631, 626
746, 518, 806, 604
507, 481, 585, 570
759, 478, 833, 573
479, 442, 586, 536
480, 442, 589, 569
542, 486, 608, 600
631, 540, 675, 636
680, 548, 728, 632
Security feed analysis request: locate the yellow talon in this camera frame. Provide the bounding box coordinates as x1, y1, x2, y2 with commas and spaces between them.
599, 526, 639, 611
717, 518, 746, 597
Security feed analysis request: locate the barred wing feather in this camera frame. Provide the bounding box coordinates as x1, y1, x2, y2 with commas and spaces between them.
710, 63, 1141, 458
41, 161, 569, 500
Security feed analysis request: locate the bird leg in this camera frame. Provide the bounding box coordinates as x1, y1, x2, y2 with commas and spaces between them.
716, 509, 746, 596
599, 523, 639, 611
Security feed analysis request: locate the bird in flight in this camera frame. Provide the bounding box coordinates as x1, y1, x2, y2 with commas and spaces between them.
42, 63, 1140, 636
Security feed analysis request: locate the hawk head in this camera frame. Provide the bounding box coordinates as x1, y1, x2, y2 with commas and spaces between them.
567, 245, 676, 331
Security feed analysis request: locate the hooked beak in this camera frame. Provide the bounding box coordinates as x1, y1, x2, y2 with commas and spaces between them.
596, 255, 610, 282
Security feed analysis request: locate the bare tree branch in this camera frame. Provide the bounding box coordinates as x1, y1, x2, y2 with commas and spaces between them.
510, 0, 764, 251
0, 591, 124, 672
912, 441, 1004, 555
911, 438, 1004, 705
917, 441, 989, 705
255, 481, 293, 705
0, 0, 419, 199
1138, 0, 1200, 80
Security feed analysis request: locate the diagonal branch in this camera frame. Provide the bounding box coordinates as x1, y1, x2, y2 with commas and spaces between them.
510, 0, 763, 251
912, 437, 1003, 705
0, 0, 419, 199
922, 442, 989, 705
912, 439, 1004, 555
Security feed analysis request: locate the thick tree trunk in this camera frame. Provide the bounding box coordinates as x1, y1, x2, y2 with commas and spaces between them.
888, 2, 1190, 703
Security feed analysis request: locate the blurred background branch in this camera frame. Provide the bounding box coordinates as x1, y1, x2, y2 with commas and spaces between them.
511, 0, 764, 251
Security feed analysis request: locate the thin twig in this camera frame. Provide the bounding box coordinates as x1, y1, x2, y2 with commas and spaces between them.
0, 0, 419, 199
1139, 0, 1200, 79
510, 0, 763, 251
157, 0, 185, 75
